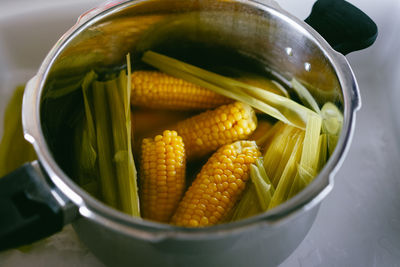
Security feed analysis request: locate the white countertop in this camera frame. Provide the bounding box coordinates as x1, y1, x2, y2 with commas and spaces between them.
1, 1, 399, 266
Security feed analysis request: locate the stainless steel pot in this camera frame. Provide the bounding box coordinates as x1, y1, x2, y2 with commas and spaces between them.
0, 0, 377, 266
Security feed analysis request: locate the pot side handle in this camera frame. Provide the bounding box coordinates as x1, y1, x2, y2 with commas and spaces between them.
305, 0, 378, 55
0, 162, 64, 251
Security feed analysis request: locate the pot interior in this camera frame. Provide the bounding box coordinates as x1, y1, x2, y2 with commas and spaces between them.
38, 0, 343, 220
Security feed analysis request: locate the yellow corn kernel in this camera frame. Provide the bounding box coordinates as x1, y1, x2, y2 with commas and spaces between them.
174, 102, 257, 160
140, 130, 186, 222
131, 71, 231, 110
171, 140, 260, 227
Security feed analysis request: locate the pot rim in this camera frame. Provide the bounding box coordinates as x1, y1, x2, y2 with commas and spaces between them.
22, 0, 359, 239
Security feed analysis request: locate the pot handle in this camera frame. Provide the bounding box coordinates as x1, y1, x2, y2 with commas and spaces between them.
0, 162, 66, 251
305, 0, 378, 55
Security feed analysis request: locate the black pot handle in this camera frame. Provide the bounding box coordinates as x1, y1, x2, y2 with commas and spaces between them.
305, 0, 378, 55
0, 162, 65, 251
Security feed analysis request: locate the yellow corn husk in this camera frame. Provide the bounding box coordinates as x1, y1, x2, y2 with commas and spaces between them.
229, 182, 262, 221
0, 86, 37, 176
171, 140, 260, 227
263, 124, 304, 187
233, 158, 275, 220
229, 157, 275, 221
76, 55, 140, 216
268, 131, 304, 209
321, 102, 343, 156
300, 115, 323, 175
235, 74, 289, 97
131, 71, 232, 110
174, 101, 257, 160
73, 71, 99, 195
105, 56, 140, 216
250, 158, 275, 211
317, 134, 328, 172
140, 130, 186, 222
291, 78, 321, 114
288, 114, 322, 198
92, 81, 119, 208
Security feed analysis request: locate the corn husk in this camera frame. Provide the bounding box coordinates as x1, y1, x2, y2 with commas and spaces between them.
263, 124, 303, 187
317, 134, 328, 172
234, 71, 289, 97
250, 158, 275, 210
74, 55, 140, 216
291, 78, 321, 114
105, 56, 140, 216
73, 71, 99, 195
321, 102, 343, 156
268, 131, 304, 209
231, 144, 276, 221
230, 183, 262, 221
142, 51, 318, 129
0, 86, 37, 176
92, 80, 119, 207
288, 114, 322, 198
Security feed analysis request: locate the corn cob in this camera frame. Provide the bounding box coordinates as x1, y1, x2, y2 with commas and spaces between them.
131, 71, 232, 110
171, 140, 260, 227
140, 130, 186, 222
174, 102, 257, 160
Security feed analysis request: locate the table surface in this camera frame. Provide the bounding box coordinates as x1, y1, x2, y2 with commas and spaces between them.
0, 1, 399, 266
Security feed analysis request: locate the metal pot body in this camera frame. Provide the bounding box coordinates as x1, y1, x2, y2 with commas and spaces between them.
72, 204, 320, 267
8, 0, 372, 266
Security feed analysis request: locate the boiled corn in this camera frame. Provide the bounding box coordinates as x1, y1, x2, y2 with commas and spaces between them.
171, 140, 260, 227
140, 130, 186, 222
131, 71, 231, 110
174, 102, 257, 160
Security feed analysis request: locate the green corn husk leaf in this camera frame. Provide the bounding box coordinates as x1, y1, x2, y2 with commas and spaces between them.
299, 115, 322, 174
231, 158, 275, 221
106, 55, 140, 216
142, 51, 319, 129
288, 114, 322, 198
74, 71, 99, 194
73, 55, 139, 216
230, 182, 262, 221
291, 78, 321, 114
0, 86, 37, 176
272, 127, 303, 187
92, 80, 119, 208
321, 102, 343, 156
256, 158, 275, 195
268, 131, 304, 209
271, 80, 289, 98
263, 124, 303, 187
317, 134, 328, 172
226, 68, 289, 97
262, 125, 290, 186
73, 116, 99, 196
250, 158, 275, 210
